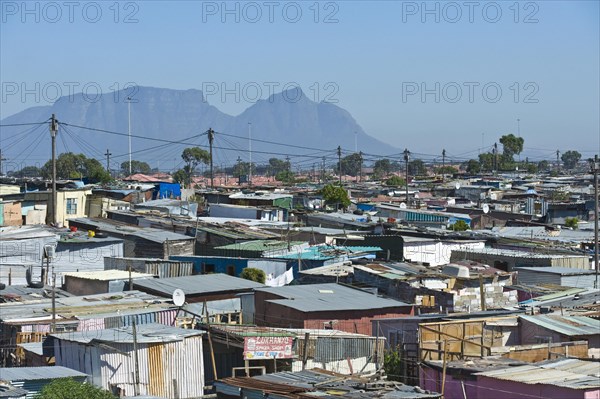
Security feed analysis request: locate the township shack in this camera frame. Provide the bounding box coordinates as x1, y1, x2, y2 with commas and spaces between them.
48, 323, 204, 399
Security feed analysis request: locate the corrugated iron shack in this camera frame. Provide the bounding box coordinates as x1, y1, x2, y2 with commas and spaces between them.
48, 323, 204, 399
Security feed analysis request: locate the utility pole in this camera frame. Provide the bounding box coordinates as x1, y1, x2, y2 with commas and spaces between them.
236, 156, 242, 185
556, 150, 560, 173
358, 151, 363, 183
50, 114, 58, 226
322, 156, 326, 183
493, 142, 498, 175
208, 128, 215, 189
0, 149, 6, 175
248, 122, 252, 186
517, 118, 521, 163
337, 146, 342, 185
104, 149, 112, 173
404, 148, 410, 207
442, 149, 446, 182
127, 97, 132, 175
591, 155, 599, 289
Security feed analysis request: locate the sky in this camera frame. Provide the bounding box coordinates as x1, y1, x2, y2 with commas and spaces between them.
1, 0, 599, 161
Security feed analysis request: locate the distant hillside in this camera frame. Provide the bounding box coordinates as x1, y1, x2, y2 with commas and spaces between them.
0, 86, 397, 172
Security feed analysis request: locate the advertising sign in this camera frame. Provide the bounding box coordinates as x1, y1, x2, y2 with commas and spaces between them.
243, 336, 293, 360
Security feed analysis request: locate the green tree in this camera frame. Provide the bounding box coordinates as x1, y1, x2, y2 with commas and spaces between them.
383, 349, 403, 382
561, 150, 581, 170
121, 160, 151, 175
373, 158, 392, 178
466, 159, 481, 174
538, 160, 550, 172
232, 161, 254, 178
478, 153, 494, 172
34, 378, 116, 399
182, 147, 210, 186
275, 170, 296, 184
338, 153, 362, 177
499, 134, 524, 161
385, 175, 406, 187
437, 166, 458, 175
451, 220, 470, 231
268, 157, 291, 176
41, 152, 110, 183
240, 268, 266, 284
565, 217, 579, 229
408, 159, 426, 176
10, 165, 42, 178
320, 184, 351, 210
172, 169, 188, 186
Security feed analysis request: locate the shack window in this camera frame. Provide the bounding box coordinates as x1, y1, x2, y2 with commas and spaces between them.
226, 265, 235, 276
66, 198, 78, 214
204, 263, 215, 274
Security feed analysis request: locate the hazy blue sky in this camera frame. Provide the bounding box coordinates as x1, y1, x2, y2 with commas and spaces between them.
1, 0, 599, 159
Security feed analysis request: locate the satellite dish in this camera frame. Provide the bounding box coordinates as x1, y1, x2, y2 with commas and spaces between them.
172, 289, 185, 307
455, 182, 461, 190
482, 204, 490, 214
399, 202, 407, 209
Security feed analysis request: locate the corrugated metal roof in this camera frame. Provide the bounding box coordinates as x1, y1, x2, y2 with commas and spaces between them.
67, 218, 193, 243
476, 359, 600, 389
133, 273, 264, 296
0, 366, 87, 381
215, 240, 306, 251
519, 315, 600, 336
515, 267, 596, 275
50, 322, 203, 344
63, 270, 154, 281
257, 283, 410, 312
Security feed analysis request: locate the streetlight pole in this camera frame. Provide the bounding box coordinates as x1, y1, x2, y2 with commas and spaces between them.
127, 97, 132, 176
591, 155, 599, 289
404, 148, 410, 207
50, 115, 58, 226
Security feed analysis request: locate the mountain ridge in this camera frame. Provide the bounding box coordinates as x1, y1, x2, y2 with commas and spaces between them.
0, 86, 398, 171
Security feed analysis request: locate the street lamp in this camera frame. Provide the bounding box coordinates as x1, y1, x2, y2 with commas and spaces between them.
590, 155, 599, 289
404, 148, 410, 207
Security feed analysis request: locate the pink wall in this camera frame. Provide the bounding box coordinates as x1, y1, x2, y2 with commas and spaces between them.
420, 367, 476, 399
420, 367, 598, 399
476, 376, 594, 399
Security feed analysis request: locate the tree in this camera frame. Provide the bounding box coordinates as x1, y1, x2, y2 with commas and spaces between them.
499, 134, 524, 161
478, 153, 494, 172
565, 217, 579, 229
437, 166, 458, 175
338, 153, 362, 177
41, 152, 110, 183
172, 169, 188, 186
408, 159, 426, 176
373, 159, 392, 178
275, 170, 295, 184
10, 165, 42, 178
181, 147, 210, 186
466, 159, 481, 174
561, 150, 581, 170
268, 158, 291, 176
121, 160, 151, 175
34, 378, 116, 399
451, 220, 470, 231
383, 349, 403, 382
232, 161, 254, 178
537, 160, 550, 172
385, 175, 406, 187
240, 268, 266, 284
320, 184, 351, 210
